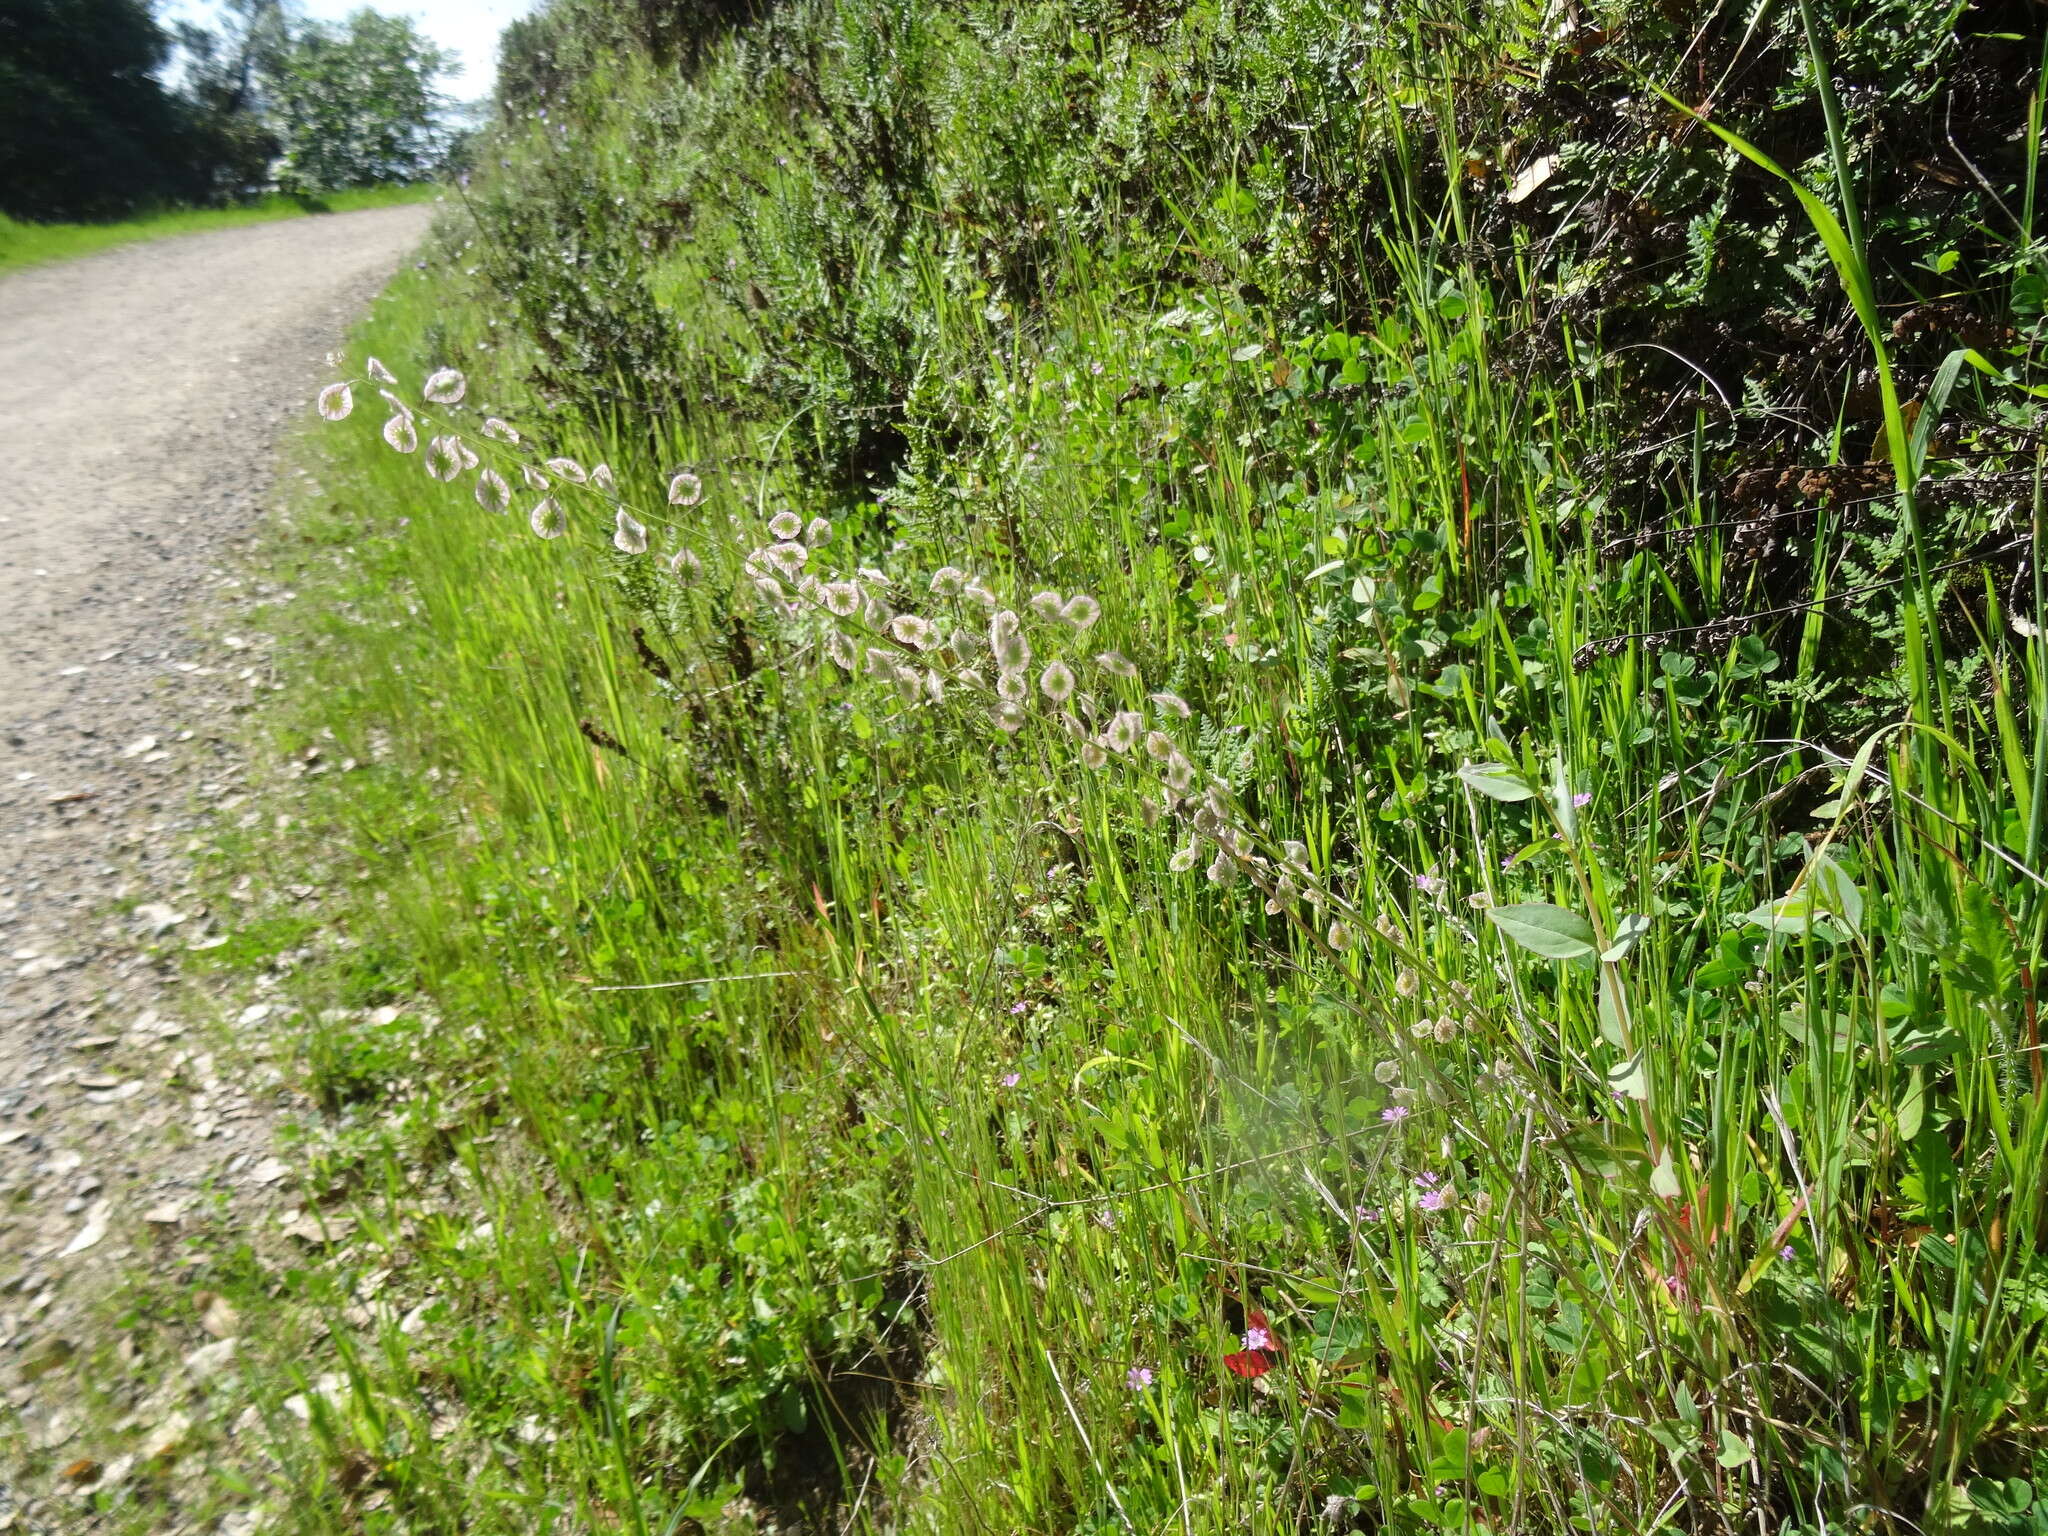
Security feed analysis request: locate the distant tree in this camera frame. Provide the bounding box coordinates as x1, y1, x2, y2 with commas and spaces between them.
0, 0, 199, 219
268, 9, 452, 192
172, 0, 287, 200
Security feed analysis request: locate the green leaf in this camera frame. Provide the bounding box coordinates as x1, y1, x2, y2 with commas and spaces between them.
1486, 902, 1597, 959
1649, 1148, 1681, 1199
1601, 913, 1650, 961
1457, 762, 1536, 802
1606, 1051, 1648, 1101
1716, 1429, 1753, 1468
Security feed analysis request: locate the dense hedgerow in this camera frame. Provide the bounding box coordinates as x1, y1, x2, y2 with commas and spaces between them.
173, 2, 2048, 1534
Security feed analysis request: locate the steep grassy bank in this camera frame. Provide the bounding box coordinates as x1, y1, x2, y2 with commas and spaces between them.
116, 1, 2048, 1532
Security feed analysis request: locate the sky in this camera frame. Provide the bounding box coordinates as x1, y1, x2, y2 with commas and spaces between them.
163, 0, 537, 101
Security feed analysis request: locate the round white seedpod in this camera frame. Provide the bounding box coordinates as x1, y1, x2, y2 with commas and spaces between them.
377, 388, 411, 418
317, 383, 353, 421
382, 414, 418, 453
366, 356, 397, 385
1149, 690, 1191, 718
614, 510, 648, 554
806, 517, 833, 547
1143, 730, 1173, 761
424, 435, 464, 482
861, 593, 893, 630
1104, 711, 1142, 754
482, 417, 521, 444
962, 580, 998, 608
1029, 590, 1064, 621
545, 457, 588, 484
423, 368, 466, 404
591, 463, 616, 494
1169, 843, 1199, 873
826, 629, 857, 671
997, 670, 1028, 702
1081, 742, 1108, 770
1061, 593, 1101, 631
924, 668, 946, 703
991, 611, 1030, 672
529, 497, 567, 539
1165, 752, 1194, 792
475, 469, 511, 513
522, 464, 550, 491
768, 541, 808, 577
1280, 840, 1312, 876
1096, 650, 1140, 680
456, 438, 479, 470
892, 664, 922, 705
1059, 712, 1088, 740
667, 470, 703, 506
930, 566, 967, 595
754, 575, 786, 600
890, 614, 936, 650
1206, 849, 1238, 886
769, 510, 802, 541
864, 647, 895, 678
1039, 660, 1075, 703
994, 701, 1027, 734
669, 547, 702, 579
822, 582, 860, 618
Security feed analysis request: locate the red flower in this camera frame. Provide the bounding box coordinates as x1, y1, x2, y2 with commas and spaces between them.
1224, 1309, 1276, 1378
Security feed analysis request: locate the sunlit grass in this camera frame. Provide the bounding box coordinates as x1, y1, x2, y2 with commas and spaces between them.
0, 184, 440, 276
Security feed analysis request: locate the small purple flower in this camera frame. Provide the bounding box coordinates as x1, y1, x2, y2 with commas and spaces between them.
1126, 1365, 1154, 1391
1354, 1205, 1381, 1223
998, 1072, 1020, 1088
1414, 871, 1443, 894
1573, 792, 1592, 808
1009, 1000, 1029, 1015
1242, 1325, 1274, 1351
1500, 853, 1515, 871
1418, 1188, 1452, 1213
1380, 1105, 1409, 1124
1413, 1171, 1440, 1189
1779, 1244, 1795, 1261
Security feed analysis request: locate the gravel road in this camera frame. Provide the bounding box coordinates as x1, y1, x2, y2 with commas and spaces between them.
0, 202, 433, 1523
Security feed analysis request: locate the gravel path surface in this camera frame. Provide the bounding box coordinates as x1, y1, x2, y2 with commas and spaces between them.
0, 203, 433, 1524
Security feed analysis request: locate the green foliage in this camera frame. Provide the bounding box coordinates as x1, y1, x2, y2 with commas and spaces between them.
270, 9, 454, 193
150, 0, 2048, 1532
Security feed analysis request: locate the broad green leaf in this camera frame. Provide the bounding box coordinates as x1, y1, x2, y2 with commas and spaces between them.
1597, 971, 1627, 1045
1716, 1429, 1753, 1468
1458, 762, 1535, 802
1649, 1148, 1681, 1199
1806, 852, 1863, 934
1487, 902, 1597, 959
1601, 912, 1650, 961
1606, 1051, 1648, 1101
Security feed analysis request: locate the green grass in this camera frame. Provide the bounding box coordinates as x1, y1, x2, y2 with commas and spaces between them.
39, 2, 2048, 1533
0, 184, 439, 275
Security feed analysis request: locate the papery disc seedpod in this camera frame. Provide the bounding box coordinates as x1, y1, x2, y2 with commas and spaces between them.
669, 547, 702, 581
825, 629, 857, 671
962, 579, 998, 608
993, 700, 1027, 734
545, 457, 588, 484
892, 663, 923, 705
590, 463, 616, 494
1165, 752, 1195, 793
366, 356, 398, 385
805, 517, 833, 548
1149, 690, 1191, 718
1143, 730, 1174, 761
422, 368, 466, 405
382, 414, 418, 454
613, 509, 648, 554
1081, 742, 1108, 770
821, 582, 861, 618
456, 439, 479, 470
997, 670, 1028, 702
378, 388, 412, 417
768, 510, 802, 541
482, 417, 521, 444
424, 435, 464, 482
889, 614, 936, 650
666, 470, 703, 506
522, 464, 550, 491
924, 668, 946, 703
1169, 843, 1200, 873
1029, 590, 1064, 621
1061, 593, 1101, 631
475, 469, 512, 514
1104, 711, 1143, 754
1096, 650, 1139, 680
990, 610, 1030, 672
753, 575, 786, 601
1039, 660, 1075, 703
1206, 849, 1237, 886
930, 565, 966, 595
767, 541, 808, 578
529, 496, 567, 539
317, 383, 353, 421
